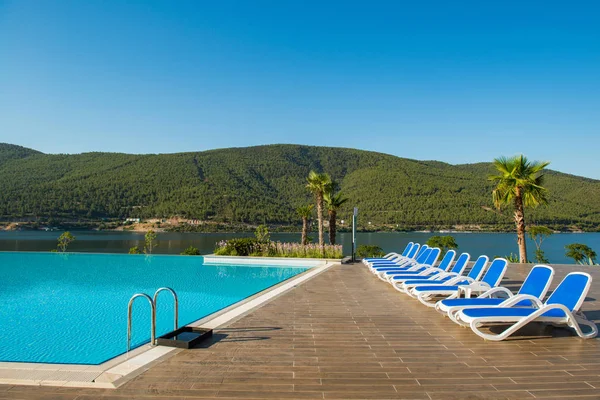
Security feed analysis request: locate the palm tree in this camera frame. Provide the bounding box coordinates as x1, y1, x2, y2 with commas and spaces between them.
489, 155, 550, 263
324, 191, 348, 245
296, 204, 314, 245
306, 170, 332, 247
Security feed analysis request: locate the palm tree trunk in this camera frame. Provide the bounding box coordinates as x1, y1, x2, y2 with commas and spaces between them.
514, 190, 528, 263
328, 210, 336, 245
301, 217, 308, 245
316, 193, 324, 247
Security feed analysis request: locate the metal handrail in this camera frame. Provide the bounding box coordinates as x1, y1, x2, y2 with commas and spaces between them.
127, 293, 156, 352
153, 287, 179, 332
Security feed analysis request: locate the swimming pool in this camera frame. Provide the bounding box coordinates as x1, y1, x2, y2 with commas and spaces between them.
0, 252, 311, 365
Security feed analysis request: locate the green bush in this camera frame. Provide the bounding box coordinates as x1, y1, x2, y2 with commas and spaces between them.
356, 244, 385, 258
215, 238, 261, 256
214, 239, 342, 258
426, 235, 458, 257
128, 246, 141, 254
181, 246, 201, 255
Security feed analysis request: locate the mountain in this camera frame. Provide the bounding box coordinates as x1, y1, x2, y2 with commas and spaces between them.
1, 143, 599, 230
0, 143, 42, 166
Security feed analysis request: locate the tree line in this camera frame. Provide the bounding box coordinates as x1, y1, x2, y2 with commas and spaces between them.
1, 143, 600, 232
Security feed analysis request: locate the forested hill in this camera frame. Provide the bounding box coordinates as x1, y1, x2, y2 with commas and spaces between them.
1, 143, 600, 230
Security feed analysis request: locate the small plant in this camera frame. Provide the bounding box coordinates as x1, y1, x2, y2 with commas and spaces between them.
426, 235, 458, 257
504, 253, 520, 263
356, 244, 385, 258
56, 231, 75, 252
128, 246, 141, 254
255, 225, 270, 243
181, 246, 201, 255
565, 243, 597, 265
144, 230, 158, 254
527, 226, 553, 263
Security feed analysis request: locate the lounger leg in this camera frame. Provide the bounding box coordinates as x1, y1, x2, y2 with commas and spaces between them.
392, 281, 408, 293
571, 315, 599, 339
416, 292, 438, 307
448, 308, 470, 326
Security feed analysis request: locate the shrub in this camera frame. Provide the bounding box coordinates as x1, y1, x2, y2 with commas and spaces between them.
565, 243, 598, 265
426, 235, 458, 257
144, 230, 158, 254
214, 239, 342, 258
57, 231, 75, 252
128, 246, 141, 254
356, 244, 385, 258
215, 238, 261, 256
255, 225, 270, 243
181, 246, 201, 255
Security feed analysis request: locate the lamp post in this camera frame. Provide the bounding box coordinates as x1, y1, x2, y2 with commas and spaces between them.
352, 207, 358, 262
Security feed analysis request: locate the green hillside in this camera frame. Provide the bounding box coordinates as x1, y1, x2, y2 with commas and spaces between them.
1, 143, 599, 231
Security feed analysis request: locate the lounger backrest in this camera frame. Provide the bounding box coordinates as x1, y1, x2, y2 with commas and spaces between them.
545, 272, 592, 312
436, 250, 456, 272
401, 242, 414, 257
518, 265, 555, 298
415, 248, 432, 264
449, 253, 470, 274
415, 245, 429, 258
466, 255, 489, 280
481, 258, 508, 286
407, 244, 420, 259
423, 248, 441, 267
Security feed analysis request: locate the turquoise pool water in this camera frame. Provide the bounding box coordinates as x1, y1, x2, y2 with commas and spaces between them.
0, 252, 310, 365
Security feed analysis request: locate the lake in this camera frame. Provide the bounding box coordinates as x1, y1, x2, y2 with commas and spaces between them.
1, 230, 599, 264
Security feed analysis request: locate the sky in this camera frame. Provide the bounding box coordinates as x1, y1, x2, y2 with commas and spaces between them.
1, 0, 599, 178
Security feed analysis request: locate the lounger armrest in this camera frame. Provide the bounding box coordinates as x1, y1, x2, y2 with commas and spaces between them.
478, 286, 513, 299
447, 276, 475, 285
418, 267, 442, 276
499, 294, 544, 308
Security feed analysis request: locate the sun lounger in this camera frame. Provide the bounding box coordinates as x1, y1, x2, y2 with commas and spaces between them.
363, 242, 413, 265
457, 272, 598, 340
370, 246, 430, 275
435, 265, 554, 324
376, 248, 441, 281
379, 249, 453, 282
389, 253, 474, 293
368, 244, 426, 270
411, 258, 508, 306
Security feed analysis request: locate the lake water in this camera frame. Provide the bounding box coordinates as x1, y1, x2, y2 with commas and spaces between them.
1, 230, 599, 264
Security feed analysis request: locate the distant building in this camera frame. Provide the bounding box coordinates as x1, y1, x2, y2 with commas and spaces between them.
125, 218, 140, 223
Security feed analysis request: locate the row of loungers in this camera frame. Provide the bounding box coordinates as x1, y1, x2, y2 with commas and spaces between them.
362, 242, 598, 341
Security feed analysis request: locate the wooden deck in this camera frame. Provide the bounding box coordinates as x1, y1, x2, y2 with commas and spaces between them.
3, 262, 600, 399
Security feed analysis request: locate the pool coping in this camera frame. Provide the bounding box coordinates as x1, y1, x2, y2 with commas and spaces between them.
0, 257, 337, 389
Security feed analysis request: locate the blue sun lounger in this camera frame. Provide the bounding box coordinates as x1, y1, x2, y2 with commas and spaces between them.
457, 272, 598, 340
370, 246, 430, 275
391, 254, 481, 293
366, 242, 418, 266
435, 265, 555, 324
376, 248, 441, 281
368, 244, 426, 270
363, 242, 413, 265
381, 249, 453, 282
411, 258, 508, 306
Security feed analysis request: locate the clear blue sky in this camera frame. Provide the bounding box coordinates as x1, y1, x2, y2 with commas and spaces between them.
1, 1, 599, 178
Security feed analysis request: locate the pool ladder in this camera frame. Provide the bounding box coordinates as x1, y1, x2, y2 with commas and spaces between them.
127, 287, 179, 352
